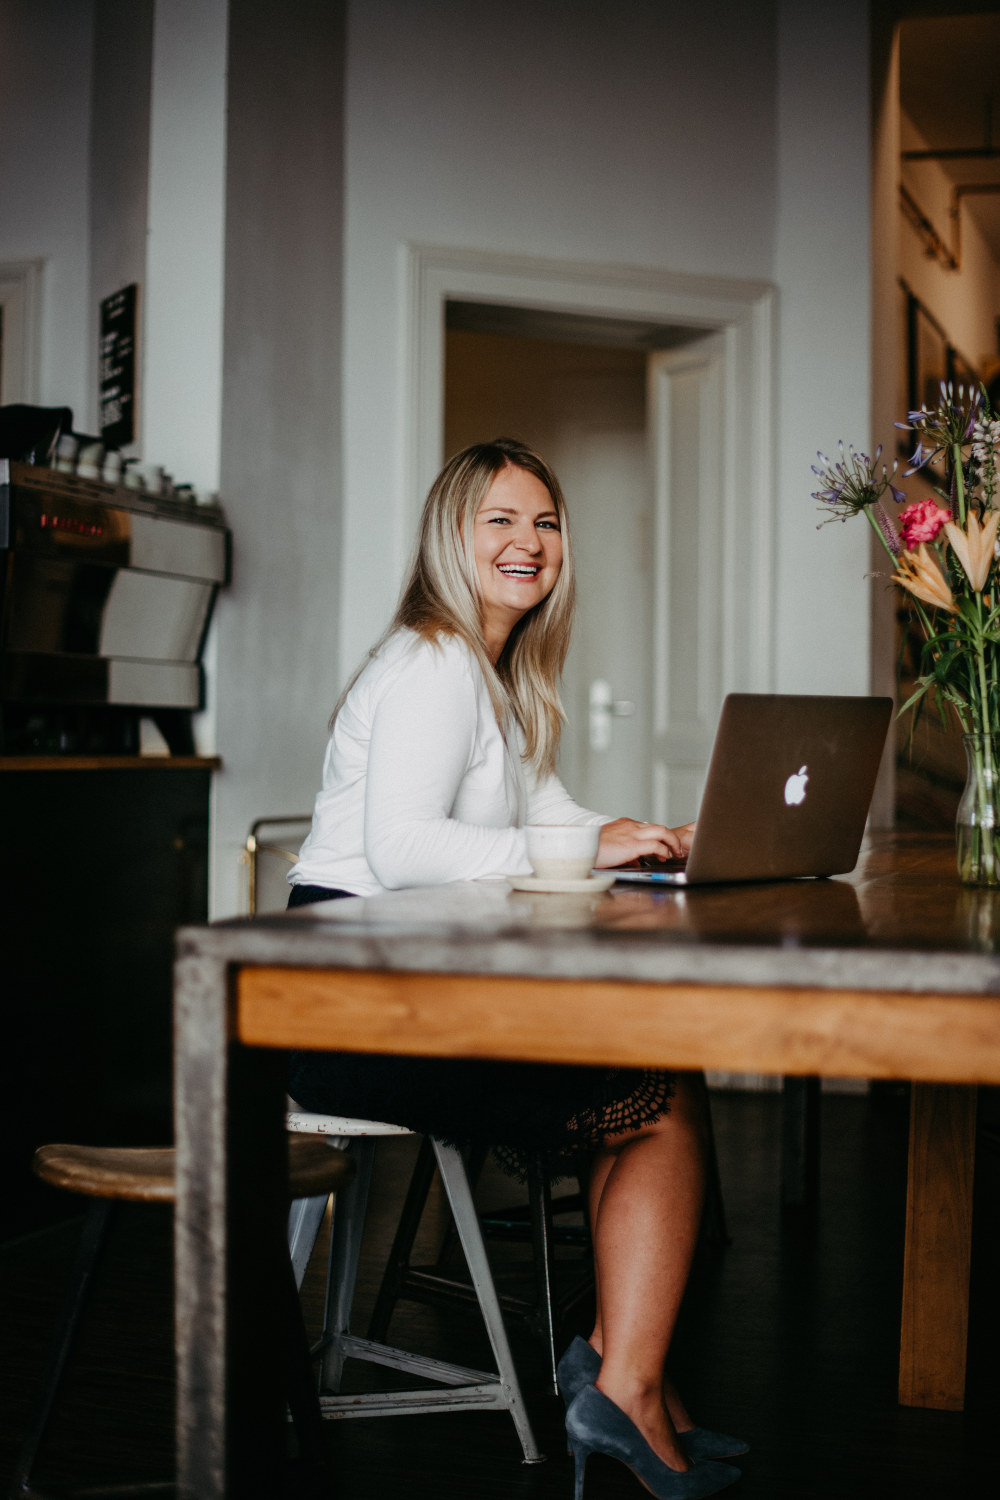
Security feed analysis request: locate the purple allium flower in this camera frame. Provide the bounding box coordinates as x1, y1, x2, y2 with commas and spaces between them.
898, 381, 984, 473
812, 442, 905, 524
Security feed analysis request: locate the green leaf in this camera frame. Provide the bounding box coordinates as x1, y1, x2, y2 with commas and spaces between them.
898, 679, 934, 715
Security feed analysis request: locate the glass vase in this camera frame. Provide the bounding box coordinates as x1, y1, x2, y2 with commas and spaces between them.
956, 733, 1000, 886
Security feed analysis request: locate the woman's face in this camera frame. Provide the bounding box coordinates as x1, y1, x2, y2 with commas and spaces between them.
472, 464, 563, 659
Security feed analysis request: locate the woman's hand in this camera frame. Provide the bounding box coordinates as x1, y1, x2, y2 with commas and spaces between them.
594, 818, 696, 868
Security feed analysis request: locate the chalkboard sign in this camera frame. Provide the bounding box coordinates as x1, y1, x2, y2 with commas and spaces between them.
99, 284, 138, 448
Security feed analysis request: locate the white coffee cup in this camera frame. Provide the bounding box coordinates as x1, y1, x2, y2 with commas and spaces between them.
54, 434, 78, 473
525, 824, 600, 882
76, 441, 104, 480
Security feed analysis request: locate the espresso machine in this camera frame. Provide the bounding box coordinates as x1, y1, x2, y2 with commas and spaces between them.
0, 457, 230, 754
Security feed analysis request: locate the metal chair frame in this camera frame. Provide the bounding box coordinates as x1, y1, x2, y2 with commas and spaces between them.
368, 1139, 593, 1396
285, 1108, 543, 1463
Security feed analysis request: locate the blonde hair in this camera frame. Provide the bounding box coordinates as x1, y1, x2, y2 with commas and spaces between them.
333, 438, 575, 774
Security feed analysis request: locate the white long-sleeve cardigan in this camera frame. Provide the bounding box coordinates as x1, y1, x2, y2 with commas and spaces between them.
290, 629, 608, 898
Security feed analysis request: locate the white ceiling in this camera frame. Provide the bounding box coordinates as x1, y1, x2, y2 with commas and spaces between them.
899, 12, 1000, 263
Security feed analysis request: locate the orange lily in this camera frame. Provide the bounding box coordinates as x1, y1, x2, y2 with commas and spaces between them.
894, 543, 957, 613
944, 509, 1000, 593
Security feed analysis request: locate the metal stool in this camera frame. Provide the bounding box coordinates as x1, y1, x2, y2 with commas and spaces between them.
368, 1095, 732, 1396
369, 1140, 592, 1396
8, 1135, 355, 1500
285, 1106, 543, 1463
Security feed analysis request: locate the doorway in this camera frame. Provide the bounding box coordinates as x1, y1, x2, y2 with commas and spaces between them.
0, 261, 42, 404
445, 307, 722, 821
406, 243, 775, 821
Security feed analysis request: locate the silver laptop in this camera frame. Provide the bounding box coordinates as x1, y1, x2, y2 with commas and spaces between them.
613, 693, 893, 886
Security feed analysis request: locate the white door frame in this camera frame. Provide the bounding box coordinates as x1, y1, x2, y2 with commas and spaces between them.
0, 260, 43, 404
404, 243, 777, 698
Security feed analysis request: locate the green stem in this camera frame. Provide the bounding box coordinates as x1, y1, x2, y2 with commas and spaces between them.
950, 694, 972, 735
952, 442, 968, 526
976, 629, 990, 735
960, 731, 998, 885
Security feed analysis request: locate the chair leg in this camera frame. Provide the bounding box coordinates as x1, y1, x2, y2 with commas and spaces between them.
527, 1157, 559, 1396
319, 1138, 374, 1394
283, 1254, 333, 1494
432, 1141, 544, 1464
433, 1142, 489, 1270
7, 1200, 114, 1500
367, 1135, 437, 1341
288, 1194, 331, 1291
702, 1091, 732, 1245
372, 1137, 590, 1386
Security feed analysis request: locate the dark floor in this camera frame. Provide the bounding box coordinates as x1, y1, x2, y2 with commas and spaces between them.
1, 1087, 998, 1499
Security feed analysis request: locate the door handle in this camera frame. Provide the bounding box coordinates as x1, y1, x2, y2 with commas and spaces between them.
589, 679, 636, 751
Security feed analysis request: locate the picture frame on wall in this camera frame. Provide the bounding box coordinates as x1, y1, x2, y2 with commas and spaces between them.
901, 282, 981, 482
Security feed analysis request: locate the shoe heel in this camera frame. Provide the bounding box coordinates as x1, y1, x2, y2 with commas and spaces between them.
569, 1441, 589, 1500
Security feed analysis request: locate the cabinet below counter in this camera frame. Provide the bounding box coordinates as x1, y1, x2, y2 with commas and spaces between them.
1, 757, 218, 1239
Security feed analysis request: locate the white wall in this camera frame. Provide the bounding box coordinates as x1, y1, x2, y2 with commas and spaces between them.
772, 0, 872, 697
211, 0, 346, 917
868, 17, 901, 825
0, 0, 93, 417
143, 0, 228, 493
339, 0, 780, 675
88, 0, 154, 439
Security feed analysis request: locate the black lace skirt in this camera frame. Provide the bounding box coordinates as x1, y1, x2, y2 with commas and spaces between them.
286, 883, 676, 1177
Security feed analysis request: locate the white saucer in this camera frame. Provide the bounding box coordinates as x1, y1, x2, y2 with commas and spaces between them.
506, 873, 616, 894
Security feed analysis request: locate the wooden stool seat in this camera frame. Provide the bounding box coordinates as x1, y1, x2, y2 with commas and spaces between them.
11, 1135, 354, 1500
33, 1134, 354, 1203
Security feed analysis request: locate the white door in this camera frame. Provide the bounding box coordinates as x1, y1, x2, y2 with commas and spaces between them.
552, 419, 651, 818
645, 335, 728, 826
557, 335, 728, 824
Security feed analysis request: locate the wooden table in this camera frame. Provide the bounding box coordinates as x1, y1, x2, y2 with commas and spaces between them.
173, 832, 1000, 1498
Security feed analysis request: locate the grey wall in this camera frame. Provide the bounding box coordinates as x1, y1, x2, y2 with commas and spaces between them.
88, 0, 154, 438
213, 0, 346, 913
0, 0, 93, 415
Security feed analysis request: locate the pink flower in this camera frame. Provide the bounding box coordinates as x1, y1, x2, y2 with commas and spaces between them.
899, 499, 951, 547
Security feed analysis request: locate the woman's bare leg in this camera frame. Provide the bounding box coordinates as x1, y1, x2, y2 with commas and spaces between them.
584, 1073, 709, 1470
586, 1075, 706, 1434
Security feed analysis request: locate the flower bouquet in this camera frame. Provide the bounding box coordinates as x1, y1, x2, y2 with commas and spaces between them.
812, 381, 1000, 884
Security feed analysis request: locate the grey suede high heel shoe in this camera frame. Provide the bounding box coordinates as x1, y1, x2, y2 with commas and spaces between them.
566, 1384, 741, 1500
556, 1337, 750, 1464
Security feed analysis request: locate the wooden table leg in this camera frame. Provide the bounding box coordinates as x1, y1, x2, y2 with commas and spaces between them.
780, 1074, 821, 1209
898, 1082, 977, 1410
174, 945, 290, 1498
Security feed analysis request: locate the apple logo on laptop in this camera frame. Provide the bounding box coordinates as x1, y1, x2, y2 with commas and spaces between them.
784, 765, 808, 806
